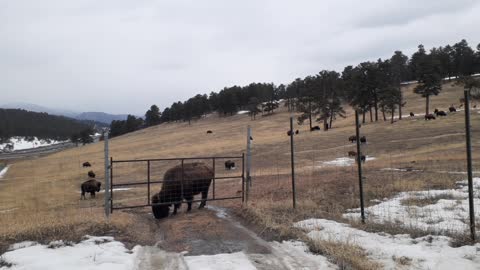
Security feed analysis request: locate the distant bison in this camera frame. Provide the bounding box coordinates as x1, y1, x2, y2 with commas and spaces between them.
206, 130, 213, 134
81, 179, 101, 199
225, 160, 235, 170
348, 135, 356, 143
434, 109, 447, 116
88, 170, 96, 178
449, 106, 456, 112
151, 162, 213, 219
360, 136, 367, 144
295, 130, 299, 135
82, 162, 91, 167
425, 114, 436, 120
348, 151, 356, 157
310, 126, 320, 131
287, 130, 293, 136
360, 155, 366, 163
409, 112, 415, 117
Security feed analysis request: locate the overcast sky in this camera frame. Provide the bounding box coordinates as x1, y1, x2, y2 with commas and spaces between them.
1, 0, 479, 115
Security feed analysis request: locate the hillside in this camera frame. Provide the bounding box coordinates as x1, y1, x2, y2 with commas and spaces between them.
1, 81, 479, 268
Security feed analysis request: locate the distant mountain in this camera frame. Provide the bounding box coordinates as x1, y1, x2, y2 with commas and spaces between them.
1, 102, 78, 118
1, 103, 129, 124
75, 112, 128, 124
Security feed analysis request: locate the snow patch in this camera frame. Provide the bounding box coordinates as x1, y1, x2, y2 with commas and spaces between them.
320, 156, 375, 167
344, 178, 480, 234
206, 205, 228, 219
237, 110, 250, 115
184, 252, 256, 270
2, 236, 139, 270
295, 219, 480, 270
0, 166, 8, 178
0, 136, 66, 152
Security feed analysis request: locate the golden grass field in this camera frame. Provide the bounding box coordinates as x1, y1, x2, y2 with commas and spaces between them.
0, 81, 479, 265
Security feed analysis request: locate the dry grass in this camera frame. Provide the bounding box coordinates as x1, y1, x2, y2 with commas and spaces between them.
0, 81, 479, 267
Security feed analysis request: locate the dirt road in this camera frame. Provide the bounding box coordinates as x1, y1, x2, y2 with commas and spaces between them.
129, 205, 335, 270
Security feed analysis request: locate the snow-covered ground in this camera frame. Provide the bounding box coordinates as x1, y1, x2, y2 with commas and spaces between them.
237, 110, 250, 115
344, 178, 480, 234
0, 136, 66, 152
0, 236, 336, 270
320, 156, 375, 167
295, 219, 480, 270
0, 166, 8, 178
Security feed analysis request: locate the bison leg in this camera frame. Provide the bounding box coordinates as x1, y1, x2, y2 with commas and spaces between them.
90, 191, 95, 198
173, 203, 181, 215
81, 191, 86, 200
198, 189, 209, 209
184, 195, 194, 211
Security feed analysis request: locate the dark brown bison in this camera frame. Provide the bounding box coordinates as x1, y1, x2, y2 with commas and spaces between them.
348, 135, 356, 143
206, 130, 213, 134
151, 162, 213, 219
449, 106, 456, 112
82, 162, 91, 167
348, 151, 356, 157
410, 112, 415, 117
434, 109, 447, 116
425, 114, 436, 120
360, 136, 367, 144
225, 160, 235, 170
360, 155, 366, 163
81, 179, 101, 199
287, 130, 293, 136
295, 130, 299, 134
310, 126, 320, 131
88, 170, 95, 178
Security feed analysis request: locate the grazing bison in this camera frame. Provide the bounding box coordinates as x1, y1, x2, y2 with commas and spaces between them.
425, 114, 436, 120
151, 162, 213, 219
449, 106, 456, 112
360, 136, 367, 144
206, 130, 213, 134
225, 160, 235, 170
295, 130, 299, 135
310, 126, 320, 131
82, 162, 91, 167
88, 170, 96, 178
348, 151, 356, 157
287, 130, 293, 136
434, 109, 447, 116
410, 112, 415, 117
80, 179, 101, 199
348, 135, 356, 143
250, 136, 254, 141
360, 155, 366, 163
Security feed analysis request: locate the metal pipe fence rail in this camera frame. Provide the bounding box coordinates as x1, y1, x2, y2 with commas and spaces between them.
108, 155, 245, 213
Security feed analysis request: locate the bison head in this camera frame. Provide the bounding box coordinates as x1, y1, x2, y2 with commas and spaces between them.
151, 192, 170, 219
96, 182, 101, 192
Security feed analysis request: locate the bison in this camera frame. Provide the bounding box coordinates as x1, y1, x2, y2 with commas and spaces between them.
348, 151, 356, 157
360, 155, 366, 163
80, 179, 101, 199
82, 162, 91, 167
425, 114, 436, 120
88, 170, 96, 178
206, 130, 213, 134
449, 106, 456, 112
434, 109, 447, 116
287, 130, 293, 136
348, 135, 356, 143
295, 130, 299, 135
151, 162, 213, 219
360, 136, 367, 144
410, 112, 415, 117
310, 126, 320, 131
225, 160, 235, 170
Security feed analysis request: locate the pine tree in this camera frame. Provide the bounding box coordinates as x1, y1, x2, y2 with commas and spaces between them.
414, 54, 442, 115
145, 105, 161, 127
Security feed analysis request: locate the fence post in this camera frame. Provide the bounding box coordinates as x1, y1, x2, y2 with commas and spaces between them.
147, 160, 151, 205
464, 89, 476, 242
104, 131, 110, 218
246, 126, 252, 203
355, 110, 365, 223
290, 116, 296, 209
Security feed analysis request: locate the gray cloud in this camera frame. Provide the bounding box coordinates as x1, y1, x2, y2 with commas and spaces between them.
1, 0, 479, 115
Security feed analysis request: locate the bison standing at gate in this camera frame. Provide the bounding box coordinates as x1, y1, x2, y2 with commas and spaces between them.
151, 162, 213, 219
225, 160, 235, 170
81, 179, 101, 199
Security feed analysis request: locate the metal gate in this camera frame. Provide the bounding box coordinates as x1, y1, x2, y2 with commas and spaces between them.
108, 155, 245, 213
